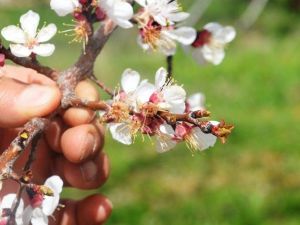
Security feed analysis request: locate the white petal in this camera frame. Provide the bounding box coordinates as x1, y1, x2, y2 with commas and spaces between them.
168, 12, 189, 22
42, 195, 59, 216
204, 22, 223, 34
156, 124, 176, 153
215, 26, 236, 43
165, 27, 197, 45
160, 43, 177, 56
155, 67, 168, 89
112, 1, 133, 21
156, 137, 176, 153
191, 127, 217, 151
10, 44, 32, 57
210, 120, 220, 126
20, 10, 40, 39
190, 47, 208, 65
135, 82, 156, 104
1, 194, 17, 209
168, 102, 186, 114
32, 44, 55, 57
162, 85, 186, 106
1, 25, 26, 43
31, 208, 48, 225
42, 176, 63, 216
159, 123, 175, 136
50, 0, 78, 16
22, 206, 33, 225
107, 1, 133, 28
134, 0, 146, 7
153, 14, 167, 26
137, 35, 150, 51
114, 18, 133, 29
121, 69, 140, 93
202, 45, 225, 65
44, 175, 63, 195
109, 123, 132, 145
187, 93, 205, 111
36, 23, 57, 43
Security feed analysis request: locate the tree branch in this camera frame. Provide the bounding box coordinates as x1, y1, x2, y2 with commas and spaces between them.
0, 44, 58, 80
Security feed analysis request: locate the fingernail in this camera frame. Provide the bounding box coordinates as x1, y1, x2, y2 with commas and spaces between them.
17, 84, 56, 114
80, 161, 98, 182
96, 198, 113, 222
80, 132, 97, 161
104, 198, 113, 209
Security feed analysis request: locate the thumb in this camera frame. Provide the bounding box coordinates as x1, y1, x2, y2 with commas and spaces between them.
0, 77, 61, 128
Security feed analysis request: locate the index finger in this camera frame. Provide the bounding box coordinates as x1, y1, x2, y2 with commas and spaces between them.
0, 65, 56, 86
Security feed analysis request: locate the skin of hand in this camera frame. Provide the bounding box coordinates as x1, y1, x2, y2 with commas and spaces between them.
0, 65, 112, 225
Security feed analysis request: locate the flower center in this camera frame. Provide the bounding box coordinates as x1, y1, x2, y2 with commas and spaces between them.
192, 30, 212, 48
61, 20, 92, 52
26, 38, 38, 49
140, 21, 162, 50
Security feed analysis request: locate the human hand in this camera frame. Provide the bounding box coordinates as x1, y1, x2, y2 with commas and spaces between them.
0, 65, 112, 225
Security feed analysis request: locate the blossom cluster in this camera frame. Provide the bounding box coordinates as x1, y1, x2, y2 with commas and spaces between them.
0, 0, 236, 224
0, 0, 235, 65
102, 67, 227, 153
0, 176, 63, 225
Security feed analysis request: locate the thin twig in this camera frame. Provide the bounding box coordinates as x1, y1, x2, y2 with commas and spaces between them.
8, 185, 25, 225
90, 74, 114, 97
166, 55, 173, 79
23, 132, 42, 172
0, 45, 58, 80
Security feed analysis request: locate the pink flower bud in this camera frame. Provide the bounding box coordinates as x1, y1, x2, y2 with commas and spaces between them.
79, 0, 88, 5
192, 30, 211, 48
0, 54, 5, 67
95, 7, 106, 21
0, 218, 8, 225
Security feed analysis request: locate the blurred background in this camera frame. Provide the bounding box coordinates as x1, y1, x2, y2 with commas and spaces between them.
1, 0, 300, 224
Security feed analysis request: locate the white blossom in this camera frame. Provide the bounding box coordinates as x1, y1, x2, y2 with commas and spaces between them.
1, 10, 57, 57
188, 22, 236, 65
186, 93, 205, 112
156, 123, 177, 153
100, 0, 134, 29
135, 0, 189, 26
50, 0, 80, 16
186, 126, 217, 151
0, 194, 24, 225
138, 25, 196, 56
135, 67, 187, 114
23, 176, 63, 225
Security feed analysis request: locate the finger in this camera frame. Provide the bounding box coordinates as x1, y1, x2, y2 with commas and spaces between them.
14, 139, 53, 184
0, 77, 61, 128
1, 65, 56, 86
52, 152, 110, 189
45, 117, 66, 153
62, 80, 99, 127
51, 195, 112, 225
50, 200, 77, 225
60, 124, 104, 163
76, 195, 113, 225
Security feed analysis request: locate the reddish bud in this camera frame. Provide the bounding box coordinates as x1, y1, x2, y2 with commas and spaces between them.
0, 54, 5, 67
192, 30, 212, 48
149, 92, 162, 104
175, 123, 192, 139
79, 0, 88, 4
73, 9, 85, 21
95, 7, 106, 21
0, 218, 8, 225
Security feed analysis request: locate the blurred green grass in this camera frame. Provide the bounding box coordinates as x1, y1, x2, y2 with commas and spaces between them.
1, 1, 300, 225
